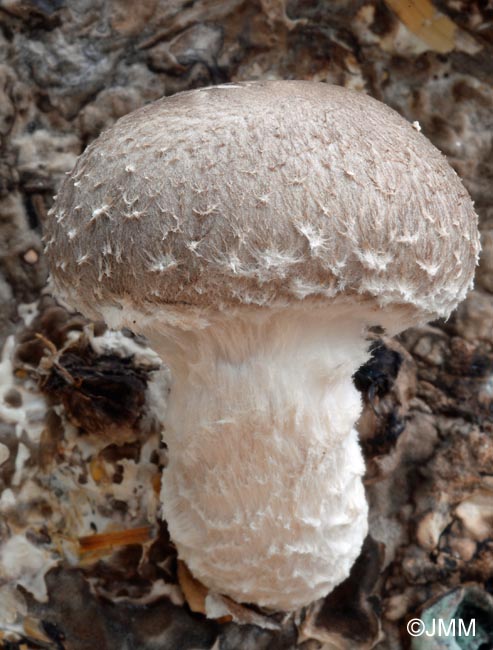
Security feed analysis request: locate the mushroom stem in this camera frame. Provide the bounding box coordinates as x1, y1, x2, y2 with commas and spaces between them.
142, 304, 372, 610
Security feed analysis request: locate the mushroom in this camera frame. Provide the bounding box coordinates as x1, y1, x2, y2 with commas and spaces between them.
44, 81, 480, 611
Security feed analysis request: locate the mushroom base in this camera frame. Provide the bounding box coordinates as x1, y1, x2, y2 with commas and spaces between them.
142, 304, 374, 611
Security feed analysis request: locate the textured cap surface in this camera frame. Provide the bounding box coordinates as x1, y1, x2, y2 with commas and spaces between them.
45, 81, 479, 323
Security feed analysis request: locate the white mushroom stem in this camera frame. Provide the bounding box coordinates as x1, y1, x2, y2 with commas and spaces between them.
135, 303, 387, 611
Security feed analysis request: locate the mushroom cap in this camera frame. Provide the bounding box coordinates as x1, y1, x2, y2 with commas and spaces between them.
45, 81, 479, 328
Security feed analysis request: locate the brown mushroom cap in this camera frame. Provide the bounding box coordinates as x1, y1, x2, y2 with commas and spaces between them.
45, 81, 479, 326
